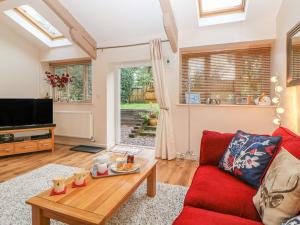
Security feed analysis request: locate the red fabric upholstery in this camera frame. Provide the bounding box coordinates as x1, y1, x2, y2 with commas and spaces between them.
200, 130, 234, 166
272, 127, 300, 159
259, 126, 300, 182
184, 166, 261, 221
173, 207, 263, 225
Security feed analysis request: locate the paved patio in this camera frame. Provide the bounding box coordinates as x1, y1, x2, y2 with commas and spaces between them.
120, 125, 155, 147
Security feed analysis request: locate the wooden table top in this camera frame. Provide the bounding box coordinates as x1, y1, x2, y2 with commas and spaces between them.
26, 151, 157, 225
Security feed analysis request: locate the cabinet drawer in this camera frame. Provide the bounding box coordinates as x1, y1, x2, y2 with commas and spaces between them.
0, 143, 14, 156
15, 141, 38, 153
38, 139, 52, 150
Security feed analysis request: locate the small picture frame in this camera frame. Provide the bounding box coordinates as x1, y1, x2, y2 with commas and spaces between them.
185, 92, 201, 104
235, 97, 249, 105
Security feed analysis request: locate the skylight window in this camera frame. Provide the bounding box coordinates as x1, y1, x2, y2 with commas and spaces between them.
199, 0, 246, 18
4, 5, 71, 48
197, 0, 247, 27
16, 5, 63, 40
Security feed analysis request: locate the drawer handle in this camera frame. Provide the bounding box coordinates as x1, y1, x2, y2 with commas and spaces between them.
0, 148, 10, 152
23, 146, 35, 149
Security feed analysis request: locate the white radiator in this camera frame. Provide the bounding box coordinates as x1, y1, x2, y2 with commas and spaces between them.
53, 111, 94, 139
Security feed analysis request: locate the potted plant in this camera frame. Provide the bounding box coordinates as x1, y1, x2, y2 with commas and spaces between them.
45, 71, 59, 100
139, 112, 150, 125
148, 103, 159, 126
45, 72, 72, 102
148, 111, 157, 126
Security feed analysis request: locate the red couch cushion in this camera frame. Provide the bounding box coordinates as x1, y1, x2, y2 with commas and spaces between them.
184, 166, 261, 221
260, 126, 300, 183
200, 130, 234, 166
173, 207, 263, 225
272, 127, 300, 159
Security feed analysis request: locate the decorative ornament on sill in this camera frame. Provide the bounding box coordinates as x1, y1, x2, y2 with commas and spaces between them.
270, 74, 285, 126
45, 71, 73, 102
254, 93, 271, 106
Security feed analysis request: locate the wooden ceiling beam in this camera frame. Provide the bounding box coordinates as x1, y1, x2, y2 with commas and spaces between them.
70, 28, 97, 59
159, 0, 178, 53
42, 0, 97, 59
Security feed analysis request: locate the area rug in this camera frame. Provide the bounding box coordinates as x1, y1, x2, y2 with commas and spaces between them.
110, 144, 155, 155
0, 164, 187, 225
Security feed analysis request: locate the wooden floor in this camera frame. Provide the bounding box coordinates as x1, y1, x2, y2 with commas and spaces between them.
0, 144, 197, 186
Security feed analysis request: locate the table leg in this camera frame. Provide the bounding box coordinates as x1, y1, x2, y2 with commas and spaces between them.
32, 206, 50, 225
147, 165, 156, 197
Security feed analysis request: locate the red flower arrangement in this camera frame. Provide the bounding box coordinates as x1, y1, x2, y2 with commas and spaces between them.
45, 71, 72, 88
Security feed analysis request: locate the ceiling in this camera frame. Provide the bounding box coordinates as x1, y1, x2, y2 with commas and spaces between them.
0, 0, 284, 50
59, 0, 167, 48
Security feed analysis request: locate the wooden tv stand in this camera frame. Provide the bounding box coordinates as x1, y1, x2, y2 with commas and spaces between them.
0, 125, 55, 157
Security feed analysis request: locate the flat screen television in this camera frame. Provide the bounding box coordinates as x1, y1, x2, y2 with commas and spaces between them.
0, 99, 53, 128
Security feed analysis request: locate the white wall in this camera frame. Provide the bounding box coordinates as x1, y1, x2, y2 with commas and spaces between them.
0, 23, 41, 98
180, 20, 276, 48
273, 0, 300, 133
0, 11, 279, 155
42, 42, 277, 154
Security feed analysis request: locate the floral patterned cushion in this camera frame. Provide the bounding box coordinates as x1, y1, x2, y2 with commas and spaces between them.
282, 215, 300, 225
218, 130, 282, 188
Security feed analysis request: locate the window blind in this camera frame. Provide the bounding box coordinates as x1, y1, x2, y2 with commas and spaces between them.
181, 46, 271, 105
292, 44, 300, 80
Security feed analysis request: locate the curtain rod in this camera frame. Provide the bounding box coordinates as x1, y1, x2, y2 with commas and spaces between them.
97, 40, 169, 50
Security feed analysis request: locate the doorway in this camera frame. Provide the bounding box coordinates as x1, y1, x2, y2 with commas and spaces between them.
118, 66, 158, 147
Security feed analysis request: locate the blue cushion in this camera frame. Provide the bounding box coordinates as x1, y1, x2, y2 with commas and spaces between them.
218, 130, 281, 188
282, 215, 300, 225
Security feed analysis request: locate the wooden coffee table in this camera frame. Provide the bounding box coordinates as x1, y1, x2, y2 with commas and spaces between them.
26, 152, 157, 225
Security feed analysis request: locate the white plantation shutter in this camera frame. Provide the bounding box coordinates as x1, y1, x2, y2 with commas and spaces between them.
181, 46, 271, 104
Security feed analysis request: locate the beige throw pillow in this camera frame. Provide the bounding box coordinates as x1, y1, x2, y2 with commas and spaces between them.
253, 149, 300, 225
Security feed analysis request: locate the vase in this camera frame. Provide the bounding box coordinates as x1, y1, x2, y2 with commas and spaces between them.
149, 118, 158, 126
57, 89, 62, 102
66, 84, 70, 102
50, 87, 56, 101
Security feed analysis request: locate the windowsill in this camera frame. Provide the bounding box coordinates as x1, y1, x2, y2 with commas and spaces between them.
176, 104, 277, 108
54, 101, 93, 105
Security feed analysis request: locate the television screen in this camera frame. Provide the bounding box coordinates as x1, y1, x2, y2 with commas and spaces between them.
0, 99, 53, 128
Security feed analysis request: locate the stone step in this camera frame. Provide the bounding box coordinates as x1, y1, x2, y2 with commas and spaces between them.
139, 131, 156, 137
129, 134, 136, 138
144, 126, 156, 131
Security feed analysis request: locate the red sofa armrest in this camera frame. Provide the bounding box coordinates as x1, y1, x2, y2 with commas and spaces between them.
200, 130, 235, 166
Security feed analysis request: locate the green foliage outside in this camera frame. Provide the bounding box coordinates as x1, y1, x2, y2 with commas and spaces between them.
135, 66, 153, 87
121, 103, 159, 110
120, 67, 136, 103
121, 66, 154, 104
54, 64, 92, 101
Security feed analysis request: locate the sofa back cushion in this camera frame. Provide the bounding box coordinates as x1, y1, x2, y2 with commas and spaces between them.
200, 130, 234, 166
272, 127, 300, 159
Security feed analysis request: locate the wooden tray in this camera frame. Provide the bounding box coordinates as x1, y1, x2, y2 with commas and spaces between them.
90, 165, 140, 178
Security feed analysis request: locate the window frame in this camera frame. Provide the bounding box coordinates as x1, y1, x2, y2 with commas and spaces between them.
179, 41, 272, 106
15, 6, 64, 40
198, 0, 246, 18
50, 60, 92, 103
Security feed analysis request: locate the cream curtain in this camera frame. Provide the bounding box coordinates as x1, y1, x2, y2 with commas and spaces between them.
150, 39, 176, 160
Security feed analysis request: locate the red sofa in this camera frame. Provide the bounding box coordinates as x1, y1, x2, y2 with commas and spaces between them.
173, 127, 300, 225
